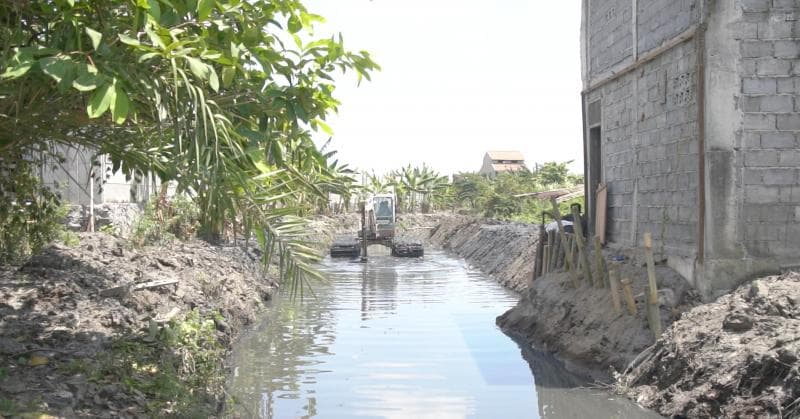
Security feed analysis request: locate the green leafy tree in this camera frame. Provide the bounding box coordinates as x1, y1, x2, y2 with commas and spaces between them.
0, 0, 378, 287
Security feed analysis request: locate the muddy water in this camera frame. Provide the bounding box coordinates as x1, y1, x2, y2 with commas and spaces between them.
226, 250, 659, 418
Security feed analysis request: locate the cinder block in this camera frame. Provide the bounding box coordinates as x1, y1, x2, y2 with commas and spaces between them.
745, 184, 781, 202
761, 131, 796, 148
771, 0, 798, 11
734, 22, 759, 39
762, 167, 798, 185
743, 77, 777, 93
741, 40, 774, 57
757, 21, 794, 39
774, 40, 800, 58
744, 113, 777, 130
777, 113, 800, 130
779, 150, 800, 166
745, 149, 780, 166
756, 57, 793, 75
740, 0, 770, 13
761, 94, 795, 112
777, 77, 799, 93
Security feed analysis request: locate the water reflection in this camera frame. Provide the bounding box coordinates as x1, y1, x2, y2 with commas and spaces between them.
226, 251, 659, 418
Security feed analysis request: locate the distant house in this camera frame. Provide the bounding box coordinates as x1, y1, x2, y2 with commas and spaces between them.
479, 151, 527, 177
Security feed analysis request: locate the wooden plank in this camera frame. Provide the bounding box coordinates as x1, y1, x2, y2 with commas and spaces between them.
134, 278, 179, 291
595, 183, 608, 244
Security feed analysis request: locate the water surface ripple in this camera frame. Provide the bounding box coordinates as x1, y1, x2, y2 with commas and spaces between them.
227, 250, 659, 418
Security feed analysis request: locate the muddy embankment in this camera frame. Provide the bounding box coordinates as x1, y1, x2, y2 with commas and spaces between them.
621, 272, 800, 418
399, 213, 537, 293
0, 214, 356, 418
412, 214, 799, 417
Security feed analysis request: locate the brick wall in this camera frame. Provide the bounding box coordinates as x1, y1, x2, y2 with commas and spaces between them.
737, 0, 800, 259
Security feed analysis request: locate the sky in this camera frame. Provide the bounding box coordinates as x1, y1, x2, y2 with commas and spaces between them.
303, 0, 583, 176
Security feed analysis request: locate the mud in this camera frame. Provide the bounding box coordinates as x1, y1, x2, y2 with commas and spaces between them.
0, 233, 273, 417
621, 271, 800, 418
423, 214, 537, 292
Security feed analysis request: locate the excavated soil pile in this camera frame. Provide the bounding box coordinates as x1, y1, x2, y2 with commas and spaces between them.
497, 260, 697, 377
426, 215, 537, 292
621, 271, 800, 418
0, 233, 273, 417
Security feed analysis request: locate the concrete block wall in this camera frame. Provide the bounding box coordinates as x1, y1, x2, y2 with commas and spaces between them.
637, 0, 699, 55
586, 39, 699, 258
736, 0, 800, 260
635, 40, 699, 258
588, 0, 633, 78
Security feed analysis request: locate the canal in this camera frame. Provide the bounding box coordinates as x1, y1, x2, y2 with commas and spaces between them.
226, 249, 659, 418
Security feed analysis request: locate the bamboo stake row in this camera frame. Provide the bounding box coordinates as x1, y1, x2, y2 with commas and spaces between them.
530, 215, 664, 342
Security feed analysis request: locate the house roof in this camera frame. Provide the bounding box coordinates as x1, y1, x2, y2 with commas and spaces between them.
486, 150, 525, 161
491, 163, 526, 172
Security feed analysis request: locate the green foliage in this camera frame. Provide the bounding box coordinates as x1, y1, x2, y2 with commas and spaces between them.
0, 0, 378, 288
365, 164, 449, 213
60, 230, 81, 247
448, 161, 584, 223
0, 398, 15, 417
131, 194, 199, 246
97, 309, 226, 416
0, 159, 68, 264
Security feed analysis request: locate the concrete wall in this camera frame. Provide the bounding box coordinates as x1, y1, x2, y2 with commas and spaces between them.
40, 146, 152, 205
585, 39, 699, 259
586, 0, 699, 84
701, 0, 800, 291
582, 0, 800, 294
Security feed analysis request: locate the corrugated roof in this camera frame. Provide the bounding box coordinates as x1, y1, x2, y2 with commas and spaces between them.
491, 163, 526, 172
486, 150, 525, 161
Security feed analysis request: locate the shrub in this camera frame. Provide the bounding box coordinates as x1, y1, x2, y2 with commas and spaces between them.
131, 194, 200, 246
0, 159, 68, 264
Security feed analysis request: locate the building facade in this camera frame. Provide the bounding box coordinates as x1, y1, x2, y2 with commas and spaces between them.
581, 0, 800, 296
479, 151, 527, 177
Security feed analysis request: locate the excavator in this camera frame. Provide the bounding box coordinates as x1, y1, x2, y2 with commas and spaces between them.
329, 193, 424, 258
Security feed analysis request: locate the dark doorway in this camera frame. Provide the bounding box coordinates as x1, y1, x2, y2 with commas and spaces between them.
588, 126, 602, 236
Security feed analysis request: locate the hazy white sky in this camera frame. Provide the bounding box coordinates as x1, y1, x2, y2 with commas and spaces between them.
304, 0, 583, 176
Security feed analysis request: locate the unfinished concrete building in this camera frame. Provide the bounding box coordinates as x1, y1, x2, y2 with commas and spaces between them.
581, 0, 800, 296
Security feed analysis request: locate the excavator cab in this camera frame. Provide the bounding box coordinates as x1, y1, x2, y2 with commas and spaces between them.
368, 194, 395, 241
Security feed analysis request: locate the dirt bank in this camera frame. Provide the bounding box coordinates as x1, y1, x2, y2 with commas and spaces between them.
0, 214, 353, 418
422, 214, 537, 292
0, 233, 272, 417
497, 263, 697, 376
620, 271, 800, 418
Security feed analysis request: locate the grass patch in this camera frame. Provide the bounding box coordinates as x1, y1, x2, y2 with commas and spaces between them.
75, 309, 227, 417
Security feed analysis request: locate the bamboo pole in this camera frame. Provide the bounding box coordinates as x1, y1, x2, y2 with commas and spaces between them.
549, 198, 579, 287
533, 223, 546, 280
555, 232, 566, 269
571, 206, 592, 284
608, 268, 622, 314
620, 277, 637, 315
542, 244, 550, 275
593, 235, 608, 288
643, 232, 659, 304
643, 232, 662, 337
549, 230, 561, 271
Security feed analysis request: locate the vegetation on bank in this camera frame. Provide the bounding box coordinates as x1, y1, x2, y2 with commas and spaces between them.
363, 161, 584, 223
0, 0, 376, 285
